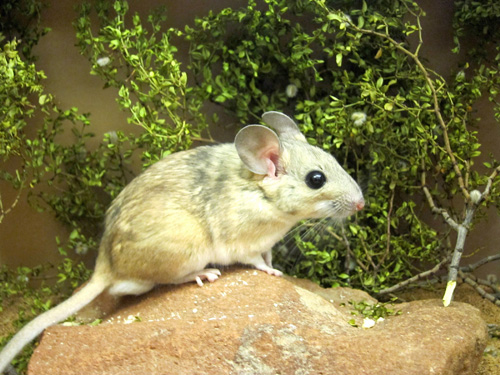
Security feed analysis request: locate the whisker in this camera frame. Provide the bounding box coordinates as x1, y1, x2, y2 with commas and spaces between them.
277, 219, 320, 272
275, 212, 359, 280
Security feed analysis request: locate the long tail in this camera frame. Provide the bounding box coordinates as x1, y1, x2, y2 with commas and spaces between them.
0, 275, 109, 373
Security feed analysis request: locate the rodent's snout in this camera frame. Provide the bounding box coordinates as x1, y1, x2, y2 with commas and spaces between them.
355, 198, 365, 212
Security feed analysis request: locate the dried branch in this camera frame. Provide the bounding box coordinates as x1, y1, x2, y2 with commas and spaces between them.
482, 165, 500, 201
459, 270, 500, 307
460, 253, 500, 273
4, 364, 17, 375
379, 188, 395, 268
339, 224, 369, 273
377, 257, 449, 295
0, 183, 25, 225
476, 277, 500, 295
421, 168, 459, 230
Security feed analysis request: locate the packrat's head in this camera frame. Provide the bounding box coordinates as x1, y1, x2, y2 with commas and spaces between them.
235, 111, 365, 220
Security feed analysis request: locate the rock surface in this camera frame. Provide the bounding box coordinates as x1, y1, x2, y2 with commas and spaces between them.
28, 268, 488, 375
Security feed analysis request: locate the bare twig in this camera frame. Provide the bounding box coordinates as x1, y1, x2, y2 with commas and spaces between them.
482, 165, 500, 201
421, 164, 459, 230
476, 277, 500, 295
4, 364, 18, 375
0, 181, 25, 225
460, 253, 500, 273
459, 270, 500, 307
377, 256, 449, 295
339, 224, 369, 273
445, 207, 475, 290
379, 187, 395, 268
190, 137, 217, 144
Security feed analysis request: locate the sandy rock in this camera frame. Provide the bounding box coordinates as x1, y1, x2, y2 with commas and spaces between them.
28, 268, 488, 375
283, 274, 378, 308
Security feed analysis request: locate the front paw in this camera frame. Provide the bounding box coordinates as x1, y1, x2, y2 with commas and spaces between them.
256, 264, 283, 277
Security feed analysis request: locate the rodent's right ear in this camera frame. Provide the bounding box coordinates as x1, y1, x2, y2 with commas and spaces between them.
235, 125, 281, 178
262, 111, 307, 142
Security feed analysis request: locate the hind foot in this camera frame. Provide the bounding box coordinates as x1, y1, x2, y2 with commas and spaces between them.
175, 268, 222, 287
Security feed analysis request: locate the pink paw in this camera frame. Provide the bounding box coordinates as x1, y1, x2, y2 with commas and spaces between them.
266, 268, 283, 277
194, 268, 221, 286
256, 265, 283, 277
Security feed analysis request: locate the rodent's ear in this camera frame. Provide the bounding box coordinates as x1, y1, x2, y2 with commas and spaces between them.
262, 111, 307, 142
235, 125, 281, 177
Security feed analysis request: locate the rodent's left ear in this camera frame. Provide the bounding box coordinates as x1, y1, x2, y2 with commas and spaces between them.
235, 125, 281, 178
262, 111, 307, 142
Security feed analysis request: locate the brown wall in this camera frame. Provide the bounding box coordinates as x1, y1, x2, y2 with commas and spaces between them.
1, 0, 498, 278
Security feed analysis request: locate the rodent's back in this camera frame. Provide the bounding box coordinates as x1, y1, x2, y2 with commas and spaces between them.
98, 144, 290, 283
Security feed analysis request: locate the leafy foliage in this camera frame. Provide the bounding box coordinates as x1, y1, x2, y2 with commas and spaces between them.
0, 0, 50, 61
1, 3, 208, 370
453, 0, 500, 51
344, 298, 401, 327
0, 262, 91, 373
453, 0, 500, 122
74, 0, 209, 166
2, 0, 211, 256
186, 0, 500, 292
0, 36, 110, 254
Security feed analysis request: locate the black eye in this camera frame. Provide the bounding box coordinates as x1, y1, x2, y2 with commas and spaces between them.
305, 170, 326, 189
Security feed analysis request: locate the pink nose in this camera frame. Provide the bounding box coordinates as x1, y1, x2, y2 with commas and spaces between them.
355, 199, 365, 211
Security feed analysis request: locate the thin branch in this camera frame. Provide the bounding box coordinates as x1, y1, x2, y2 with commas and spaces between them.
190, 137, 217, 144
325, 226, 343, 242
460, 253, 500, 273
421, 162, 459, 230
424, 191, 459, 228
459, 270, 500, 307
377, 257, 449, 295
439, 202, 477, 306
378, 188, 395, 268
0, 182, 25, 225
482, 165, 500, 202
4, 364, 17, 375
339, 224, 369, 273
476, 277, 500, 295
324, 225, 355, 275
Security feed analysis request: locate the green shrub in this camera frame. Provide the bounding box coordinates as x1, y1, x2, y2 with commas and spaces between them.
184, 0, 500, 297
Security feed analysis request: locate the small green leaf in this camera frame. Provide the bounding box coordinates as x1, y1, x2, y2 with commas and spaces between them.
336, 53, 343, 67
